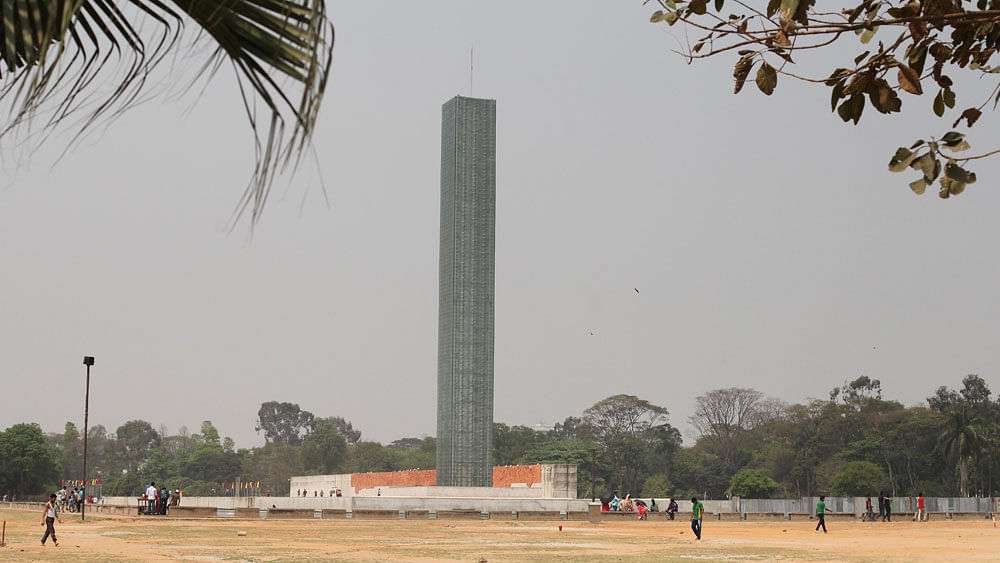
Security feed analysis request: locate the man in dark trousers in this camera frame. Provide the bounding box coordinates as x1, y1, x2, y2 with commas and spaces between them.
877, 491, 885, 521
814, 496, 828, 533
690, 497, 704, 540
882, 492, 892, 522
41, 493, 63, 546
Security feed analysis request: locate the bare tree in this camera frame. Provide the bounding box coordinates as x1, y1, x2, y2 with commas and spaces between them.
690, 388, 783, 466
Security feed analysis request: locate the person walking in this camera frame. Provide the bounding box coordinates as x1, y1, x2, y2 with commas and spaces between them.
814, 496, 828, 533
667, 498, 679, 520
41, 493, 62, 546
691, 497, 704, 540
863, 495, 875, 522
882, 493, 892, 522
914, 493, 926, 522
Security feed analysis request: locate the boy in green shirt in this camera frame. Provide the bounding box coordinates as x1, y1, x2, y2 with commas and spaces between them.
691, 497, 704, 540
815, 496, 827, 533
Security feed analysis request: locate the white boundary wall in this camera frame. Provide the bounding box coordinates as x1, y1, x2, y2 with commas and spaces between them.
97, 495, 1000, 516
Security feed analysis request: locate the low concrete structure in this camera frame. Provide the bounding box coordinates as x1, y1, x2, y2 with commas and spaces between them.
265, 508, 316, 519
166, 506, 219, 518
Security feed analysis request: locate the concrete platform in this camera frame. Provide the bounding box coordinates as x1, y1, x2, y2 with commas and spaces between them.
436, 509, 483, 520
167, 506, 218, 518
321, 509, 347, 519
512, 510, 562, 521
235, 507, 263, 518
351, 509, 399, 520
265, 508, 315, 519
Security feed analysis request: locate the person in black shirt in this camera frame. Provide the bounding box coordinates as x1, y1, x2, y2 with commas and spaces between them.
882, 493, 892, 522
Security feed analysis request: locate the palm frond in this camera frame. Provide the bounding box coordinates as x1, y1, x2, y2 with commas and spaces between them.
0, 0, 334, 225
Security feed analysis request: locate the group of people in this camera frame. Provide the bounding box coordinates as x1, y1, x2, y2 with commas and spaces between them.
860, 491, 913, 522
141, 482, 181, 515
601, 491, 681, 521
56, 486, 86, 512
296, 488, 342, 497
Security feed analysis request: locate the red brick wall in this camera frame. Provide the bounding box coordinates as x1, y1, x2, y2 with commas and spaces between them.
350, 470, 435, 494
493, 464, 542, 488
349, 465, 543, 493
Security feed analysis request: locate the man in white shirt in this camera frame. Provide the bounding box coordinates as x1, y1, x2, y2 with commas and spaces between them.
41, 493, 63, 546
146, 482, 157, 515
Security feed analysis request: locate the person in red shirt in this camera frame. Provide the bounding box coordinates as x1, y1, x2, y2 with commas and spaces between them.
914, 492, 926, 522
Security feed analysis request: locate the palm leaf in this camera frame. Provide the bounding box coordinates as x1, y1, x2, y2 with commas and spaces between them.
0, 0, 334, 225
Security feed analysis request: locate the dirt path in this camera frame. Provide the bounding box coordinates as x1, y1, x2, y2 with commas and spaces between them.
1, 509, 996, 561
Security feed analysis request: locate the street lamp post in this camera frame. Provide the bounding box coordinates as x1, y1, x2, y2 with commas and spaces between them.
82, 356, 94, 522
591, 449, 597, 502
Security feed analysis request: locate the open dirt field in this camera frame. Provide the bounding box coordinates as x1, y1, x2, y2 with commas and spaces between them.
1, 509, 998, 561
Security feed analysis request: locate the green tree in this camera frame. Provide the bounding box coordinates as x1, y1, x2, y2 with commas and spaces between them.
584, 394, 673, 494
348, 442, 392, 473
116, 420, 160, 474
314, 416, 361, 445
729, 469, 780, 499
928, 386, 961, 414
493, 424, 549, 466
181, 443, 241, 483
60, 421, 83, 479
242, 442, 302, 496
1, 1, 333, 223
199, 421, 221, 445
519, 437, 598, 498
939, 404, 982, 496
84, 425, 119, 480
388, 437, 436, 471
831, 461, 884, 497
0, 423, 61, 496
649, 1, 1000, 197
256, 402, 315, 445
301, 423, 348, 475
641, 474, 673, 498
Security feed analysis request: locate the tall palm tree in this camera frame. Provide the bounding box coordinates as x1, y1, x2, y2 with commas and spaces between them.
938, 404, 982, 497
0, 1, 333, 224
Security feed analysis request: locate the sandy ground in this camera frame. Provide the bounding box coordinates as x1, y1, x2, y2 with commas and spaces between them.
0, 508, 997, 561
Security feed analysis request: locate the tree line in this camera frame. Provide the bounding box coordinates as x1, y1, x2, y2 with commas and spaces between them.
2, 376, 998, 500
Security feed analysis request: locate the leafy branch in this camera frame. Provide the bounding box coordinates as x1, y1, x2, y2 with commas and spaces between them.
649, 0, 1000, 199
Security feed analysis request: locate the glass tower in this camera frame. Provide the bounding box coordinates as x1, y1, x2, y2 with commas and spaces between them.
437, 95, 496, 487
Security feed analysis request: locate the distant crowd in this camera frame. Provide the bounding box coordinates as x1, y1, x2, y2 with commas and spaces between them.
141, 482, 181, 515
296, 488, 342, 497
56, 486, 88, 512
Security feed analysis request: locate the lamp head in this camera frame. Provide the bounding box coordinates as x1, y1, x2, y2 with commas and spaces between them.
83, 356, 95, 366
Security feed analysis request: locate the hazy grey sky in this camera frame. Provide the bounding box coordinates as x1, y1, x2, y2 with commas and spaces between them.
3, 2, 999, 448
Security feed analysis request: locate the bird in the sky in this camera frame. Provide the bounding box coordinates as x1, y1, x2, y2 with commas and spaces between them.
634, 288, 639, 294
